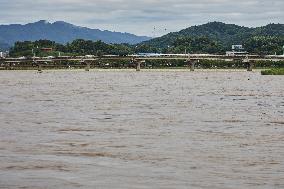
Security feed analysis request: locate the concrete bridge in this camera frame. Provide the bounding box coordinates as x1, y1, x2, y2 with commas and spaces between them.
1, 54, 283, 72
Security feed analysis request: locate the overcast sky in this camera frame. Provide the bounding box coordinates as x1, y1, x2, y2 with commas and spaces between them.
0, 0, 283, 36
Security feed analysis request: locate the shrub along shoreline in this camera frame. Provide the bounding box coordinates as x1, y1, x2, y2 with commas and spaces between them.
1, 60, 284, 70
261, 68, 284, 75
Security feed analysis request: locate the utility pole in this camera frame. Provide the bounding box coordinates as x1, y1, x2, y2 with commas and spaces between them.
153, 26, 156, 38
32, 49, 36, 58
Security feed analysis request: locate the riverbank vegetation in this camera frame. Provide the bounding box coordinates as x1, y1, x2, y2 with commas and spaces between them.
261, 68, 284, 75
9, 37, 284, 58
9, 39, 134, 57
2, 58, 284, 70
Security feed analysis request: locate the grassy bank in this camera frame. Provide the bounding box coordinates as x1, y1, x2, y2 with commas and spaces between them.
261, 68, 284, 75
1, 60, 284, 70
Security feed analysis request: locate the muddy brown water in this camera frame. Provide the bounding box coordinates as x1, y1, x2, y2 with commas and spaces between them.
0, 70, 283, 189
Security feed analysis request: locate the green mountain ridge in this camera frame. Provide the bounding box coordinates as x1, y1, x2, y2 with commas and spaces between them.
141, 22, 284, 54
6, 22, 284, 56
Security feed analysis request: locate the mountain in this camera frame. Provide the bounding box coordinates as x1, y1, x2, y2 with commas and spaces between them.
0, 41, 10, 51
0, 20, 151, 46
142, 22, 284, 49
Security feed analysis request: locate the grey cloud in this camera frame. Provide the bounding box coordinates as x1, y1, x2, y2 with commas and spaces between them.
0, 0, 283, 36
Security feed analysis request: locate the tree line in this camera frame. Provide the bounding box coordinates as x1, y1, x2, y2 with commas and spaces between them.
9, 39, 134, 57
9, 36, 284, 57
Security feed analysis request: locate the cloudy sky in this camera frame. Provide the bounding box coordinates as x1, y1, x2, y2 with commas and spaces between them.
0, 0, 283, 36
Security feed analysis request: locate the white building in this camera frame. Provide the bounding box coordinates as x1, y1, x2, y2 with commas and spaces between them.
232, 45, 244, 51
226, 45, 248, 56
0, 51, 8, 58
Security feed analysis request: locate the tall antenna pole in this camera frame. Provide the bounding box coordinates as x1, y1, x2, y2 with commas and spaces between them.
32, 49, 36, 58
153, 26, 156, 38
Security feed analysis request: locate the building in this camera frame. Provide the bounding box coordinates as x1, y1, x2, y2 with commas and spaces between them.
232, 45, 244, 51
226, 45, 248, 56
41, 48, 53, 52
0, 51, 8, 58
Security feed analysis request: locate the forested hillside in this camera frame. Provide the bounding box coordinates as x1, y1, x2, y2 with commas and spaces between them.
8, 22, 284, 56
139, 22, 284, 54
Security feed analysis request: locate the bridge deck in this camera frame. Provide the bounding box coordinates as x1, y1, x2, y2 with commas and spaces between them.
1, 55, 284, 64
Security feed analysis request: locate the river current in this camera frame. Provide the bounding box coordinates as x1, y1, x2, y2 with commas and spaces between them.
0, 70, 283, 189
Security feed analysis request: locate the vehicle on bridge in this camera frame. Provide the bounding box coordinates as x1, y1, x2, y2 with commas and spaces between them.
85, 55, 95, 58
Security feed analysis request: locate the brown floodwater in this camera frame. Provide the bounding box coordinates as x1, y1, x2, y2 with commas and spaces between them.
0, 70, 283, 189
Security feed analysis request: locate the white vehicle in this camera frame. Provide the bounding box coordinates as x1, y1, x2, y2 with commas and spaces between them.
104, 55, 119, 57
85, 55, 95, 58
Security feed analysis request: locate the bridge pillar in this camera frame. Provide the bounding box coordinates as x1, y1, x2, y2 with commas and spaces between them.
136, 61, 141, 71
38, 64, 43, 72
185, 59, 195, 71
35, 61, 43, 72
243, 56, 253, 71
190, 61, 195, 71
133, 59, 145, 71
85, 62, 91, 71
247, 62, 254, 72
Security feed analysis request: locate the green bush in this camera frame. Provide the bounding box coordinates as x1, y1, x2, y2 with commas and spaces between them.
261, 68, 284, 75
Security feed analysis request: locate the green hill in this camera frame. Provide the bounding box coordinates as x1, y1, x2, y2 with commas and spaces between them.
140, 22, 284, 54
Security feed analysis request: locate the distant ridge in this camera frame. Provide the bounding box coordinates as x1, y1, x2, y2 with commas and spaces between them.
0, 41, 10, 51
0, 20, 151, 47
142, 22, 284, 48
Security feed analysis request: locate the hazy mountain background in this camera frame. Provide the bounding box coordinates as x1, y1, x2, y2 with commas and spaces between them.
2, 21, 284, 55
0, 20, 151, 50
0, 41, 10, 51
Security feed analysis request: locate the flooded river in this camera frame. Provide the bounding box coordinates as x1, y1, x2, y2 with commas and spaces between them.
0, 70, 283, 189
